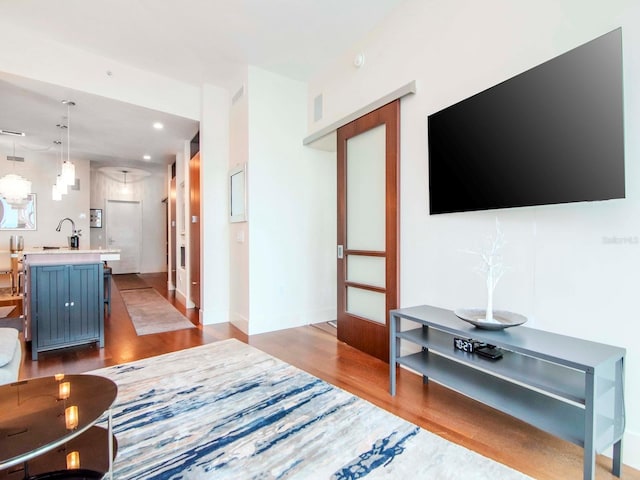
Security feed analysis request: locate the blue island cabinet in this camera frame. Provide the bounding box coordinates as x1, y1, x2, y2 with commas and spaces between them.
29, 263, 104, 360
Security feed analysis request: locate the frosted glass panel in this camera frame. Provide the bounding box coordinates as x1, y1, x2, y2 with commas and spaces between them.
347, 256, 385, 288
346, 287, 386, 324
347, 124, 385, 251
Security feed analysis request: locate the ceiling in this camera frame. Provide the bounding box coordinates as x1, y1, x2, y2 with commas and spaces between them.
0, 0, 404, 170
0, 72, 199, 171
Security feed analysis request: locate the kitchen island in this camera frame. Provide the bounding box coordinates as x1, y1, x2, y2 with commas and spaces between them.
22, 248, 120, 360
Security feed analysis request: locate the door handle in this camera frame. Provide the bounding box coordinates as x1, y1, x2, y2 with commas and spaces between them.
337, 245, 344, 259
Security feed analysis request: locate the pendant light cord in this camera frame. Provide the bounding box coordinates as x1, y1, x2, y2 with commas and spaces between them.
67, 102, 71, 165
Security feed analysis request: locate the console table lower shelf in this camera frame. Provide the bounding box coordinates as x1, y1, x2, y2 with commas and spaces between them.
389, 305, 626, 480
0, 374, 118, 480
0, 426, 117, 479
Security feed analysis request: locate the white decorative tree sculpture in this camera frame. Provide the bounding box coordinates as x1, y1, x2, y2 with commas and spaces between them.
467, 219, 507, 323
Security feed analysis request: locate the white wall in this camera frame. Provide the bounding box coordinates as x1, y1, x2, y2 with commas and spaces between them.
199, 83, 231, 325
177, 142, 194, 307
307, 0, 640, 468
0, 143, 90, 258
228, 73, 250, 332
89, 169, 167, 273
227, 67, 335, 335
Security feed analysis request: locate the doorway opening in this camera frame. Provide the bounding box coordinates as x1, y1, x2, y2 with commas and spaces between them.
105, 199, 142, 274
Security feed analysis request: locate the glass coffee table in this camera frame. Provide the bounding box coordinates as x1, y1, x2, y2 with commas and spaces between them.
0, 374, 118, 479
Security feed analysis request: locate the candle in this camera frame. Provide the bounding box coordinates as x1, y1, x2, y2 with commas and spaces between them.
66, 451, 80, 469
59, 382, 71, 400
65, 406, 78, 430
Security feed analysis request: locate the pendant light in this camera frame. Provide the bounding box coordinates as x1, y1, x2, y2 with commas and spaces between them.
52, 139, 64, 201
0, 142, 32, 206
52, 183, 62, 201
56, 174, 68, 195
121, 170, 130, 193
0, 173, 32, 205
61, 100, 76, 186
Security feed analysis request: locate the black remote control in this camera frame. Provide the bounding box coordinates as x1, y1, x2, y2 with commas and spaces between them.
475, 345, 503, 359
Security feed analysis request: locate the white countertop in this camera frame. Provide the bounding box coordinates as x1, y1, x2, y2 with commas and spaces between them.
19, 248, 121, 265
22, 247, 120, 255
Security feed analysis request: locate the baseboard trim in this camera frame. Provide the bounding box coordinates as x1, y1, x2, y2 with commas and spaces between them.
304, 307, 337, 325
230, 312, 248, 334
200, 307, 229, 325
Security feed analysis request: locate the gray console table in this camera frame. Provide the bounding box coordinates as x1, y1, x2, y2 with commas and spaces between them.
389, 305, 625, 480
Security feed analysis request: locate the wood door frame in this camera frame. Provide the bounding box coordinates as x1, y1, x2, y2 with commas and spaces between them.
336, 100, 400, 362
170, 176, 177, 289
189, 152, 201, 309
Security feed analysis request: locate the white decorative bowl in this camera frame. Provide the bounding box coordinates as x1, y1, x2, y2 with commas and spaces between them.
454, 309, 527, 330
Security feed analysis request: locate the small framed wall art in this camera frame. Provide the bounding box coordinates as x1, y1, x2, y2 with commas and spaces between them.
90, 208, 102, 228
0, 194, 36, 230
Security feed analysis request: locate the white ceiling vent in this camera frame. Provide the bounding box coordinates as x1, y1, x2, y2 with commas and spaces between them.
0, 129, 25, 137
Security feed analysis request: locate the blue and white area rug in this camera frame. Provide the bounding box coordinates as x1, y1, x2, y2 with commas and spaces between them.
91, 339, 530, 479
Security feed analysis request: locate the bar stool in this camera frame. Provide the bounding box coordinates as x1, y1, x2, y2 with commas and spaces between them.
11, 258, 23, 296
0, 254, 12, 295
104, 262, 112, 315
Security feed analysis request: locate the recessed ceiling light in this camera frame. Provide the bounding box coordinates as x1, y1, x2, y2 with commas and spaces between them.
153, 122, 164, 130
143, 154, 151, 160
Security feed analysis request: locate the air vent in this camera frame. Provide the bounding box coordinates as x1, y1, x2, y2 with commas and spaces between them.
7, 156, 24, 162
0, 129, 25, 137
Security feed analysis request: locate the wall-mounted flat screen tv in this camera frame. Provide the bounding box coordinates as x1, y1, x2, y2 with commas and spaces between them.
428, 28, 624, 215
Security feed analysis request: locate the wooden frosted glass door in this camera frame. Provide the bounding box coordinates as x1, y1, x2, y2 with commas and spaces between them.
337, 100, 399, 362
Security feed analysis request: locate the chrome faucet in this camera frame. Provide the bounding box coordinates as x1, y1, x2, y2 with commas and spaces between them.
56, 217, 81, 248
56, 217, 76, 233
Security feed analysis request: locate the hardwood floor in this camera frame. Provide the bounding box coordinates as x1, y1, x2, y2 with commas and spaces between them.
17, 272, 639, 480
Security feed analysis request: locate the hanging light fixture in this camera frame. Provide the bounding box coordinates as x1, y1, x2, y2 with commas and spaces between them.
0, 142, 32, 206
56, 173, 68, 195
52, 183, 62, 201
61, 100, 76, 186
52, 139, 64, 201
0, 173, 32, 205
121, 170, 130, 193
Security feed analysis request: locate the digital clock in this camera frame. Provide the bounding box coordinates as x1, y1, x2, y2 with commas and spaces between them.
453, 337, 478, 353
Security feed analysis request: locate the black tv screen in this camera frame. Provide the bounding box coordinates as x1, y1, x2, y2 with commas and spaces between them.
428, 28, 625, 215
